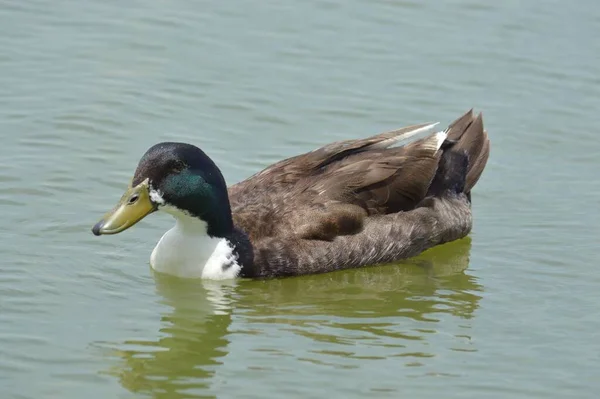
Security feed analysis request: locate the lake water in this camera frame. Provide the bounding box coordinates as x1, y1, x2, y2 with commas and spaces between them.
1, 0, 599, 398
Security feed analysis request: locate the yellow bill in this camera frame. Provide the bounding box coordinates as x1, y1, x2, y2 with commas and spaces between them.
92, 178, 156, 235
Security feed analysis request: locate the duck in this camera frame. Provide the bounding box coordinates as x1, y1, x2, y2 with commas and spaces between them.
92, 109, 490, 279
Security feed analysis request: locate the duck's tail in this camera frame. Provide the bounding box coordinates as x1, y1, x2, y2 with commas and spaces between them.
427, 109, 490, 198
446, 109, 490, 193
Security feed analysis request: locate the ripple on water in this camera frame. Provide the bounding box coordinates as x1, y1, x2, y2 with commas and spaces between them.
1, 0, 599, 397
220, 240, 481, 373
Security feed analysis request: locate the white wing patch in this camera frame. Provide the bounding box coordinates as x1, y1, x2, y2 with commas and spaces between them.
434, 130, 448, 150
419, 130, 448, 152
382, 122, 440, 148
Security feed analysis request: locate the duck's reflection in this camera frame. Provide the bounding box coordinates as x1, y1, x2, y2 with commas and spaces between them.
102, 278, 237, 398
103, 237, 481, 397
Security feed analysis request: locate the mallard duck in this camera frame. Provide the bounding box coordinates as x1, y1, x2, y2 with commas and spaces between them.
92, 109, 489, 279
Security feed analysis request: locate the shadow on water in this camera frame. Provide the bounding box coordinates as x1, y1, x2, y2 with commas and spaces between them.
99, 237, 482, 398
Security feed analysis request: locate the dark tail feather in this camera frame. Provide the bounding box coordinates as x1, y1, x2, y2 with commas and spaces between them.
427, 150, 468, 197
427, 109, 490, 198
444, 110, 490, 193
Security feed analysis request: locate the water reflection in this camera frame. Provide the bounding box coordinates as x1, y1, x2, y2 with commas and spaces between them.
102, 238, 481, 397
101, 278, 237, 398
234, 238, 482, 368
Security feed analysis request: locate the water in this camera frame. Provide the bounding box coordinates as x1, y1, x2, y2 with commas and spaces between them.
1, 0, 599, 397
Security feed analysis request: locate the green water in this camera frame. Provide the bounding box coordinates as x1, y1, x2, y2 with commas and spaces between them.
1, 0, 599, 398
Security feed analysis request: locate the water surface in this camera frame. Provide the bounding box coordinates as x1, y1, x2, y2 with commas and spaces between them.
1, 0, 599, 398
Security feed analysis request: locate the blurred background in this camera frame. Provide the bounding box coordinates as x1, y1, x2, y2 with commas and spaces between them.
0, 0, 599, 398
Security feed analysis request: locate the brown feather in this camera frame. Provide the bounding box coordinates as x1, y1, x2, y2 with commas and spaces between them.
226, 109, 490, 277
228, 122, 436, 197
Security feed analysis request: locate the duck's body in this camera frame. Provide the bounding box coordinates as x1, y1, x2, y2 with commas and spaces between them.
92, 109, 490, 279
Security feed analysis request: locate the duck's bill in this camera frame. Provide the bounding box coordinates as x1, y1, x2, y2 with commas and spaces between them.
92, 180, 156, 236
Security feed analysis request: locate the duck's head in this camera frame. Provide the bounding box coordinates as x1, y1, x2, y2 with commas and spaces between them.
92, 142, 233, 237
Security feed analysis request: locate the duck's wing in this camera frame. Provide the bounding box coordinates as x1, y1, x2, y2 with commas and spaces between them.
311, 109, 489, 208
231, 109, 489, 244
227, 121, 440, 199
301, 131, 448, 214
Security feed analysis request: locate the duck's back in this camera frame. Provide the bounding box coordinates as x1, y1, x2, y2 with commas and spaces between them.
228, 110, 489, 277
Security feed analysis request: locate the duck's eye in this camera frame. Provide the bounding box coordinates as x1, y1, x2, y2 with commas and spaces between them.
128, 194, 140, 205
171, 160, 186, 173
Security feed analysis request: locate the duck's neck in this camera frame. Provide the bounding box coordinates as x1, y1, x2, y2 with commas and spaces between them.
150, 206, 242, 279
